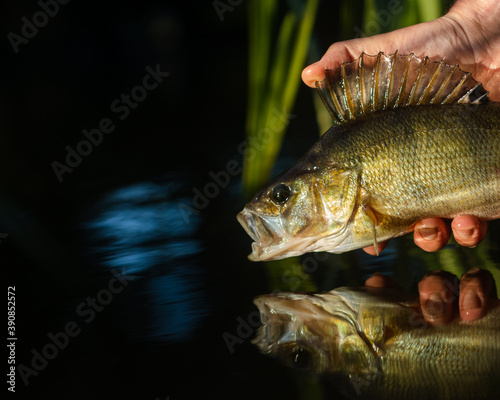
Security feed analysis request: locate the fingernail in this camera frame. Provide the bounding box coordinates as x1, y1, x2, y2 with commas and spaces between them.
454, 229, 474, 241
425, 293, 445, 318
462, 290, 481, 311
419, 228, 438, 241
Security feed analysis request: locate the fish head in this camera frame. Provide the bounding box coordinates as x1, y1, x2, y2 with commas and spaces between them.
252, 290, 380, 378
237, 164, 359, 261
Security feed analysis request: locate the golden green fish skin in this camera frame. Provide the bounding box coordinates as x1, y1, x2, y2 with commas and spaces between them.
238, 102, 500, 260
318, 102, 500, 244
253, 287, 500, 399
320, 103, 500, 214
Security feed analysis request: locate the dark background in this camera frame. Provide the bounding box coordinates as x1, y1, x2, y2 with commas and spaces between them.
1, 1, 345, 399
3, 1, 498, 400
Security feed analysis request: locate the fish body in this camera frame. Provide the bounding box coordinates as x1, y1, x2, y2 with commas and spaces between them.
238, 52, 500, 261
309, 103, 500, 251
253, 287, 500, 400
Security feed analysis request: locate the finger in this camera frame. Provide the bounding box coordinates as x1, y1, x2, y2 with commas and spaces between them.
301, 61, 327, 88
362, 240, 389, 256
418, 270, 458, 326
459, 268, 494, 321
365, 272, 398, 288
413, 218, 450, 252
301, 41, 365, 87
451, 216, 488, 248
301, 33, 400, 87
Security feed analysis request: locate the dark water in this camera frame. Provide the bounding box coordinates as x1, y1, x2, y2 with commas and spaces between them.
3, 2, 499, 399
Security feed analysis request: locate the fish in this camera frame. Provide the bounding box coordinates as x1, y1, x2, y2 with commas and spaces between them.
253, 286, 500, 400
237, 52, 500, 261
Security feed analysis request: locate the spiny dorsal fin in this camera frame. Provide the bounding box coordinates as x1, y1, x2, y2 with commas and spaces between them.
315, 51, 490, 125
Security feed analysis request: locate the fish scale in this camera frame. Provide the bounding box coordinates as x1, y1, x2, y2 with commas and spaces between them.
374, 320, 500, 400
253, 287, 500, 400
238, 52, 500, 261
308, 102, 500, 247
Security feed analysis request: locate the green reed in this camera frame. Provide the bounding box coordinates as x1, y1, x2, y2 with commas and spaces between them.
244, 0, 320, 196
242, 2, 498, 398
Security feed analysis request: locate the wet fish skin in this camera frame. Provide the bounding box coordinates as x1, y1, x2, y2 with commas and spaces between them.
238, 102, 500, 261
316, 102, 500, 240
237, 52, 500, 262
253, 287, 500, 400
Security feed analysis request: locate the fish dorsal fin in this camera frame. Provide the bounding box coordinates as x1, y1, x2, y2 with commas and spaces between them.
315, 51, 489, 125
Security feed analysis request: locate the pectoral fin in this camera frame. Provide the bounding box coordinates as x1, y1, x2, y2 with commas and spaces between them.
361, 205, 380, 256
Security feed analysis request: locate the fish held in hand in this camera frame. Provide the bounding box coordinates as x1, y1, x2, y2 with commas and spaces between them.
238, 52, 500, 261
253, 287, 500, 400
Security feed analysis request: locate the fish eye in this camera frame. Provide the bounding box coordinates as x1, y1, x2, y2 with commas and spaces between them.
271, 184, 291, 205
290, 346, 310, 370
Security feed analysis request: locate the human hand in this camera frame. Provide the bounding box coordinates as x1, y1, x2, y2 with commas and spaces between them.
302, 0, 500, 254
362, 216, 489, 255
302, 0, 500, 99
366, 268, 498, 325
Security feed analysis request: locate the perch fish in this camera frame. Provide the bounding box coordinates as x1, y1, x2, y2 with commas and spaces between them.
253, 286, 500, 400
237, 52, 500, 261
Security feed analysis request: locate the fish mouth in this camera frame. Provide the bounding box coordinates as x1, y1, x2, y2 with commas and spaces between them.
237, 208, 339, 262
237, 210, 271, 245
252, 293, 343, 353
237, 204, 355, 262
238, 209, 300, 261
237, 210, 283, 259
252, 293, 318, 350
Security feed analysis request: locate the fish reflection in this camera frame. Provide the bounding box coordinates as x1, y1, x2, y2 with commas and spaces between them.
253, 287, 500, 400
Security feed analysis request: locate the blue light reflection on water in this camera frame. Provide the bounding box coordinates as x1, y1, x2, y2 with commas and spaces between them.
82, 179, 208, 343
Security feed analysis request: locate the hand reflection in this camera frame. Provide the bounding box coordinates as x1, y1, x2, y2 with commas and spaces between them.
366, 268, 498, 326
